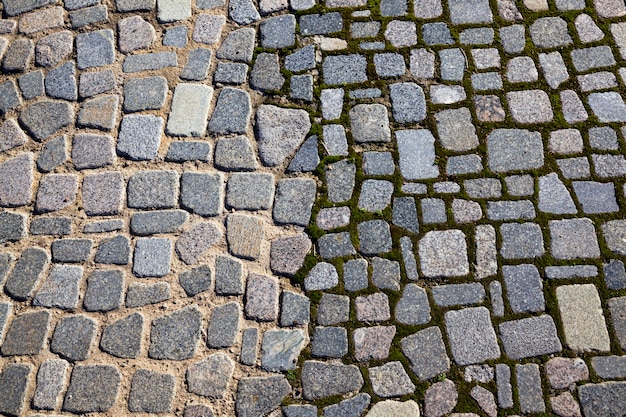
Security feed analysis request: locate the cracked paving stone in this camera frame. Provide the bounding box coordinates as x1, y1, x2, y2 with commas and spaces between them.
187, 353, 235, 398
149, 305, 202, 360
175, 222, 222, 265
181, 173, 223, 217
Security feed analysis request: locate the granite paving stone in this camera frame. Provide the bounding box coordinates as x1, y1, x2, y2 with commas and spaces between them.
207, 301, 240, 347
32, 359, 68, 411
33, 264, 83, 310
445, 307, 500, 365
187, 353, 235, 398
95, 235, 131, 265
499, 315, 562, 359
176, 222, 222, 265
50, 314, 97, 361
149, 305, 202, 360
83, 270, 124, 312
128, 369, 175, 413
401, 326, 449, 380
62, 365, 121, 413
557, 284, 610, 352
100, 312, 144, 358
424, 380, 458, 417
181, 173, 223, 217
236, 376, 290, 416
4, 247, 49, 301
1, 310, 50, 356
0, 364, 32, 416
36, 31, 73, 68
166, 141, 211, 162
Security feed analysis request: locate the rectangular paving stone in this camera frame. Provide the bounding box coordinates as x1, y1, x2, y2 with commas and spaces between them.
0, 301, 11, 345
79, 69, 116, 98
245, 274, 278, 321
240, 327, 258, 365
444, 307, 500, 365
496, 364, 513, 408
592, 355, 626, 379
62, 365, 121, 413
70, 5, 108, 28
545, 265, 598, 279
1, 310, 50, 356
166, 83, 212, 137
157, 0, 191, 21
123, 51, 178, 72
323, 54, 367, 85
181, 172, 222, 217
126, 282, 171, 307
227, 214, 264, 260
609, 296, 626, 350
33, 264, 83, 310
579, 382, 626, 417
76, 30, 114, 70
207, 301, 240, 348
33, 359, 69, 410
0, 363, 31, 417
431, 283, 485, 307
571, 45, 616, 72
499, 315, 562, 359
181, 48, 212, 81
557, 284, 610, 352
4, 247, 49, 301
517, 364, 545, 414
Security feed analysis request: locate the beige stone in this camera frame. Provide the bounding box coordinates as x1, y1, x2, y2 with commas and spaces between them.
524, 0, 549, 10
367, 400, 420, 417
226, 214, 265, 260
556, 284, 610, 352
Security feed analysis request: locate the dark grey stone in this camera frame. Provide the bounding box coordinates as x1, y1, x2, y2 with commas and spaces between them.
326, 159, 355, 203
324, 393, 371, 417
371, 257, 401, 291
460, 27, 494, 44
579, 382, 626, 417
179, 265, 212, 297
0, 255, 13, 288
571, 46, 616, 72
591, 356, 626, 379
214, 255, 244, 295
401, 326, 449, 380
260, 14, 295, 48
130, 210, 188, 236
19, 100, 74, 141
123, 76, 168, 112
165, 141, 210, 162
0, 212, 25, 243
30, 216, 71, 236
62, 365, 121, 413
393, 197, 419, 234
0, 363, 31, 417
344, 259, 368, 292
126, 282, 170, 307
250, 52, 284, 91
380, 0, 406, 15
421, 198, 447, 224
207, 302, 239, 348
4, 247, 48, 301
95, 236, 131, 265
51, 315, 96, 361
100, 312, 143, 359
284, 405, 318, 417
217, 28, 255, 63
317, 293, 349, 325
180, 172, 222, 217
44, 61, 77, 101
37, 135, 66, 173
213, 136, 256, 171
149, 306, 202, 360
240, 327, 258, 365
287, 135, 319, 173
444, 307, 500, 365
18, 70, 44, 99
317, 232, 356, 259
573, 181, 619, 213
495, 364, 513, 408
290, 74, 313, 101
422, 22, 454, 45
604, 260, 626, 290
503, 264, 545, 313
69, 5, 108, 28
76, 29, 114, 69
2, 39, 33, 72
500, 222, 544, 259
78, 69, 116, 98
1, 310, 50, 356
517, 364, 545, 414
128, 369, 175, 413
32, 358, 68, 410
84, 270, 124, 312
163, 25, 187, 47
395, 283, 430, 325
432, 283, 486, 307
213, 61, 247, 84
323, 54, 367, 85
499, 315, 562, 359
273, 178, 316, 226
300, 12, 342, 35
235, 376, 290, 417
487, 200, 535, 220
358, 220, 392, 255
301, 361, 364, 400
208, 87, 251, 135
281, 291, 310, 326
51, 239, 92, 263
181, 48, 212, 81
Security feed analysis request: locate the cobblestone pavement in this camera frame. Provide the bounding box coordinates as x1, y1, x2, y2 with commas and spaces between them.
2, 0, 626, 416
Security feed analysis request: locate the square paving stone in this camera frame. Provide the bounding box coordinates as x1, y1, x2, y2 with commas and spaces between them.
530, 17, 573, 49
0, 212, 26, 244
181, 172, 223, 216
311, 327, 347, 358
33, 264, 82, 310
95, 235, 131, 265
226, 173, 275, 210
500, 222, 545, 259
62, 365, 121, 413
419, 230, 469, 277
127, 170, 178, 209
317, 293, 349, 325
207, 302, 240, 348
358, 220, 392, 255
117, 115, 164, 161
273, 178, 316, 226
83, 270, 124, 312
487, 129, 544, 172
401, 326, 449, 380
260, 14, 295, 48
281, 290, 310, 326
435, 107, 479, 151
215, 255, 244, 295
82, 172, 124, 216
77, 95, 119, 131
128, 369, 175, 413
444, 306, 500, 365
133, 238, 172, 278
208, 87, 251, 135
323, 54, 367, 85
245, 274, 279, 321
350, 104, 391, 143
550, 218, 600, 260
35, 174, 78, 213
499, 315, 562, 359
51, 314, 97, 361
76, 29, 115, 69
123, 76, 168, 112
507, 90, 554, 123
261, 329, 306, 372
72, 133, 115, 170
1, 310, 50, 356
353, 326, 395, 362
